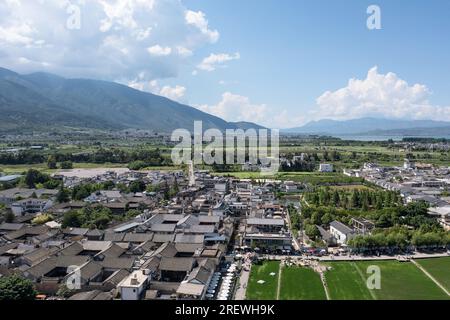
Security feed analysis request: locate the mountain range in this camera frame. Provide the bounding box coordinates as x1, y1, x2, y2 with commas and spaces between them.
1, 67, 449, 138
283, 118, 450, 136
0, 67, 264, 134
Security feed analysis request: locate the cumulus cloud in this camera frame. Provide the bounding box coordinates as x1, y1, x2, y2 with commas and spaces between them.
147, 44, 172, 56
159, 85, 186, 102
197, 52, 240, 72
185, 10, 219, 43
314, 66, 450, 121
128, 78, 186, 102
0, 0, 219, 83
196, 92, 267, 123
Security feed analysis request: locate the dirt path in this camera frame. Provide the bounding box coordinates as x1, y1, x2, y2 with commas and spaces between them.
412, 259, 450, 296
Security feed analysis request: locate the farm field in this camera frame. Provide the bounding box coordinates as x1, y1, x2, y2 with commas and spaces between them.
325, 260, 449, 300
279, 266, 327, 300
247, 259, 450, 300
415, 257, 450, 292
323, 262, 375, 300
246, 261, 280, 300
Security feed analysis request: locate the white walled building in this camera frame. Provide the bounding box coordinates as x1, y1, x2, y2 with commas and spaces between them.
117, 270, 151, 300
329, 221, 354, 245
319, 163, 333, 172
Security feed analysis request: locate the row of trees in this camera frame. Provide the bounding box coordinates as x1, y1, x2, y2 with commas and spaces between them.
304, 187, 402, 210
348, 228, 450, 251
47, 156, 73, 169
0, 148, 168, 166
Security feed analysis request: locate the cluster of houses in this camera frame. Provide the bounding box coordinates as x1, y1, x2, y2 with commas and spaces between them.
0, 167, 295, 300
344, 160, 450, 231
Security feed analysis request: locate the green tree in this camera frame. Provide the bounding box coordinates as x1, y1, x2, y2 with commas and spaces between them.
56, 186, 70, 203
60, 161, 73, 169
62, 210, 83, 228
47, 155, 57, 169
0, 275, 37, 300
304, 224, 321, 241
3, 211, 15, 223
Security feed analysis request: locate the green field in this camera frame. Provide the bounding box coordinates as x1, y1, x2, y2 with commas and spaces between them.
247, 259, 449, 300
279, 266, 327, 300
325, 260, 449, 300
416, 257, 450, 292
324, 262, 375, 300
246, 261, 280, 300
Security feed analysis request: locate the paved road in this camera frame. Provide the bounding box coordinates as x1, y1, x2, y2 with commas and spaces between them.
319, 252, 449, 261
234, 256, 252, 300
257, 252, 449, 261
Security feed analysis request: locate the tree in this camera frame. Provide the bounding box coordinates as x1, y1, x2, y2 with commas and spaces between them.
304, 224, 321, 241
56, 186, 70, 203
47, 155, 57, 169
32, 214, 53, 225
56, 284, 75, 298
332, 190, 340, 206
60, 161, 73, 169
62, 210, 83, 228
3, 211, 15, 223
0, 275, 37, 300
130, 180, 146, 193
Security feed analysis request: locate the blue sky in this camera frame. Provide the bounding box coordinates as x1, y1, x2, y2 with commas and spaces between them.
1, 0, 449, 128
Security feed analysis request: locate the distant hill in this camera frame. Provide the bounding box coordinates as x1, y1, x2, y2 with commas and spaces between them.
0, 67, 264, 134
283, 117, 450, 136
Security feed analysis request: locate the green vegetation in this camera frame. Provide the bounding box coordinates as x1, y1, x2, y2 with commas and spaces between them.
62, 206, 113, 230
324, 262, 375, 300
356, 260, 448, 300
247, 259, 450, 300
23, 169, 61, 189
0, 275, 37, 300
31, 213, 54, 225
324, 260, 449, 300
300, 186, 448, 250
415, 257, 450, 292
246, 261, 280, 300
279, 266, 326, 300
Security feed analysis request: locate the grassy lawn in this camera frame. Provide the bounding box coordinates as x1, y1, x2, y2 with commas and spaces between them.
415, 257, 450, 292
324, 262, 375, 300
355, 261, 448, 300
246, 261, 280, 300
325, 260, 448, 300
279, 266, 327, 300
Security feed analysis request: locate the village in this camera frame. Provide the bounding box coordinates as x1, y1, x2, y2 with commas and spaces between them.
0, 162, 298, 300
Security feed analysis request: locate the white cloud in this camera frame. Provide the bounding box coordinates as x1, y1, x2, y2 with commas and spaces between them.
159, 85, 186, 102
176, 46, 192, 57
128, 78, 186, 102
185, 10, 219, 43
196, 92, 267, 123
197, 52, 240, 72
314, 66, 450, 121
147, 44, 171, 56
0, 0, 220, 83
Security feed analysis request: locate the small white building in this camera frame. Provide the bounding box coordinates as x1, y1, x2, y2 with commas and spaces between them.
117, 270, 151, 300
329, 221, 354, 245
319, 163, 333, 172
